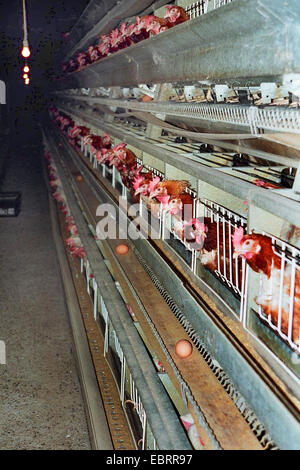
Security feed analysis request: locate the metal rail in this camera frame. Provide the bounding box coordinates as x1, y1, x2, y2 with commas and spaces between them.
44, 128, 193, 450
56, 104, 300, 228
57, 0, 300, 90
57, 92, 300, 136
57, 99, 300, 167
55, 104, 261, 200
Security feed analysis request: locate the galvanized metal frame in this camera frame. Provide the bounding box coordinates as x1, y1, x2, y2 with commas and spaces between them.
48, 122, 300, 449
58, 99, 300, 167
57, 0, 300, 90
56, 103, 300, 227
56, 92, 300, 136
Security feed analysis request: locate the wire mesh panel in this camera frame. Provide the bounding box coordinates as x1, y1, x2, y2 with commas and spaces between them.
195, 200, 247, 293
185, 1, 207, 18
240, 231, 300, 353
213, 0, 234, 8
185, 0, 236, 19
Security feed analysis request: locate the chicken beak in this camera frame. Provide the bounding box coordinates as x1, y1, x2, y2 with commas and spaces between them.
233, 249, 247, 259
134, 187, 143, 196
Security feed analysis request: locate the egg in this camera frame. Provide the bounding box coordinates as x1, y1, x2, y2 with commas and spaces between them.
115, 244, 129, 255
175, 339, 192, 358
142, 94, 153, 102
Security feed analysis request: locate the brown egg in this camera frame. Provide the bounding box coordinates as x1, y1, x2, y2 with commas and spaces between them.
115, 244, 129, 255
142, 94, 153, 102
175, 339, 192, 358
76, 175, 83, 182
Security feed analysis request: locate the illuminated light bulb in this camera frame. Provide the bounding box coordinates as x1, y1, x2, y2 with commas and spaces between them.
25, 77, 30, 85
21, 39, 31, 58
21, 45, 31, 58
23, 65, 29, 73
23, 73, 28, 79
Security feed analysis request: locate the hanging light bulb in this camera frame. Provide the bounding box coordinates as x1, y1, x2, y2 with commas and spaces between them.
21, 1, 31, 58
25, 77, 30, 85
21, 42, 31, 58
23, 73, 28, 79
23, 64, 29, 73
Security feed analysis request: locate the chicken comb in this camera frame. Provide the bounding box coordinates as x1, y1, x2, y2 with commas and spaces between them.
110, 29, 119, 38
113, 142, 126, 152
130, 165, 144, 179
144, 15, 155, 25
148, 176, 161, 193
253, 179, 266, 187
232, 227, 245, 249
132, 175, 145, 190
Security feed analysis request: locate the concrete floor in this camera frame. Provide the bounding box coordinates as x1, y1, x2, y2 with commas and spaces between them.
0, 138, 91, 449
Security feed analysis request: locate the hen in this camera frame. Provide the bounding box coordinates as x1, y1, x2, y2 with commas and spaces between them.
133, 172, 157, 199
97, 34, 111, 58
110, 28, 122, 53
164, 5, 189, 25
233, 228, 300, 346
146, 15, 171, 36
95, 148, 115, 166
184, 217, 243, 291
66, 236, 86, 259
119, 163, 144, 189
112, 143, 136, 167
88, 45, 101, 63
68, 125, 90, 148
149, 179, 190, 199
131, 16, 152, 43
76, 52, 88, 69
145, 178, 192, 228
117, 22, 131, 49
156, 192, 194, 227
